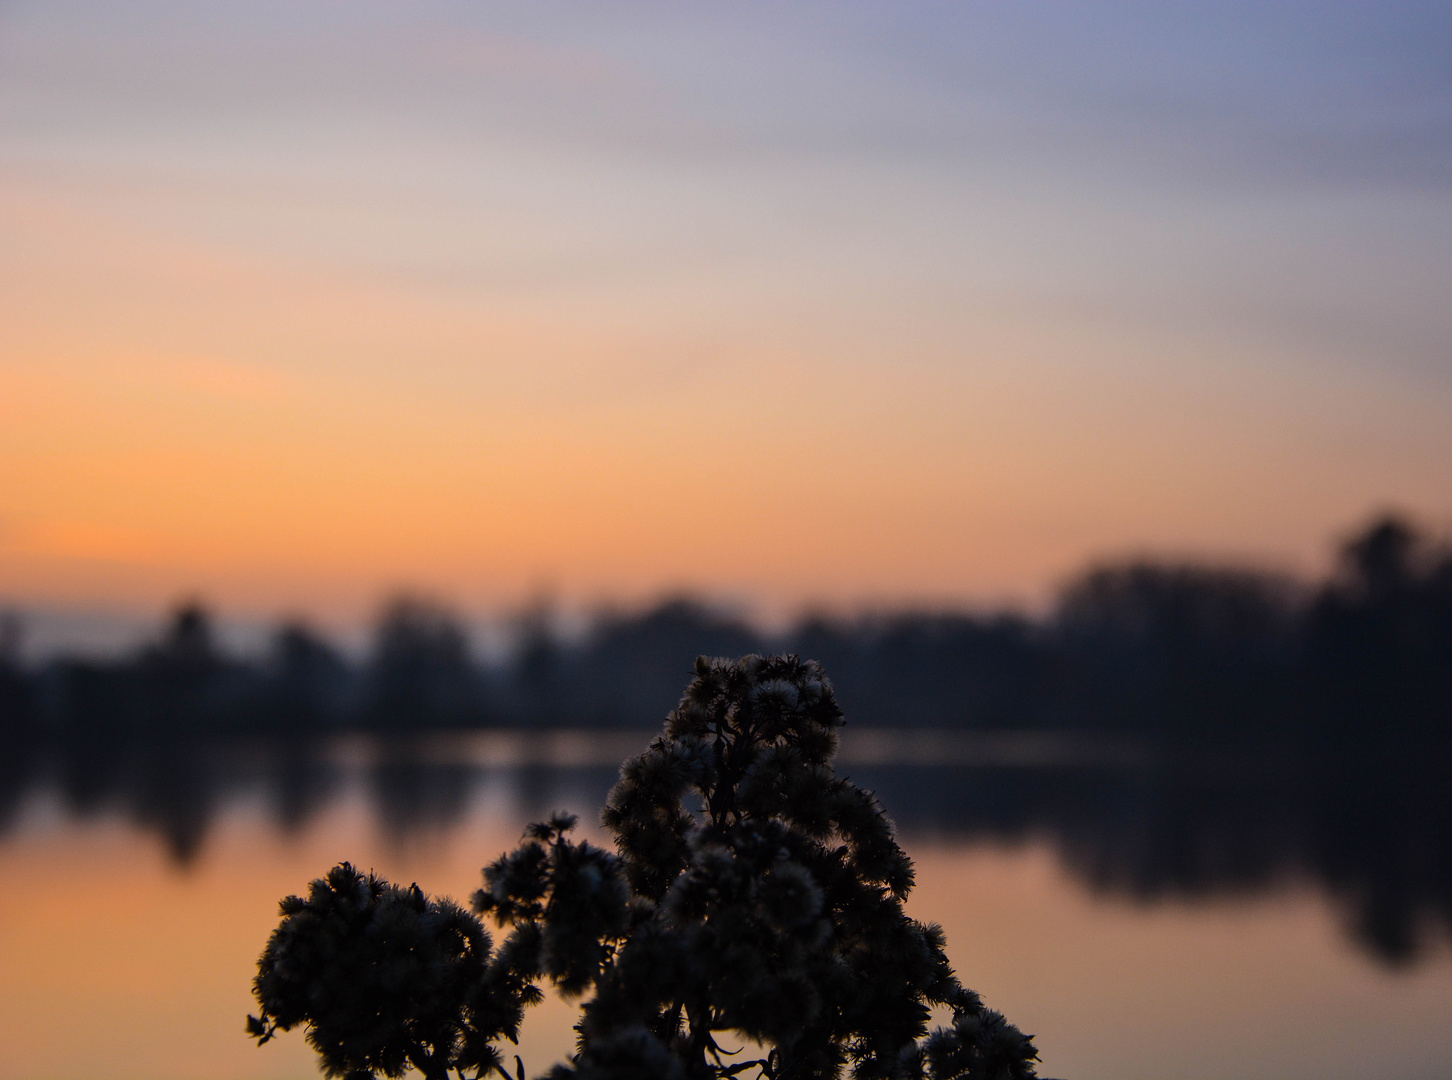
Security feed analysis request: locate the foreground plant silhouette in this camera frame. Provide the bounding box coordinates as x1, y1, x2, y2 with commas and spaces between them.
250, 655, 1039, 1080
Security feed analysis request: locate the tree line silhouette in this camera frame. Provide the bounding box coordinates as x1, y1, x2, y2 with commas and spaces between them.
1, 514, 1449, 964
3, 515, 1446, 744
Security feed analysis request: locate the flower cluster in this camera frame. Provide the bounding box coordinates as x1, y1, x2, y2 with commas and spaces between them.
250, 655, 1040, 1080
249, 862, 531, 1080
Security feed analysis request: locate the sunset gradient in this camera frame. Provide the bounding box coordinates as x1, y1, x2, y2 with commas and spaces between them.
2, 1, 1450, 628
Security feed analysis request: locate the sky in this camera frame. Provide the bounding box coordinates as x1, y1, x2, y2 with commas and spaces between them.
1, 1, 1450, 635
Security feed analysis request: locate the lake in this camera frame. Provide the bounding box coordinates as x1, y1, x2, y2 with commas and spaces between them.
2, 728, 1450, 1080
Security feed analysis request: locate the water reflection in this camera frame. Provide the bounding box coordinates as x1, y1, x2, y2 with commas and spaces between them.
2, 513, 1447, 971
4, 728, 1449, 968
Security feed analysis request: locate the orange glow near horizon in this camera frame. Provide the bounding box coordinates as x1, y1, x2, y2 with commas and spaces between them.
3, 178, 1439, 622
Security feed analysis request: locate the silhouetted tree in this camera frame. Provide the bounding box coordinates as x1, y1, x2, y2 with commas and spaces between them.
250, 655, 1039, 1080
370, 598, 478, 728
1055, 562, 1301, 740
566, 600, 761, 726
511, 599, 565, 725
0, 612, 29, 730
0, 612, 34, 831
1307, 515, 1452, 749
270, 621, 351, 731
790, 613, 1052, 730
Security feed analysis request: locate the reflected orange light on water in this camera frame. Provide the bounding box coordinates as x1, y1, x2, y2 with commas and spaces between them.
4, 811, 1450, 1080
0, 808, 582, 1080
907, 845, 1452, 1080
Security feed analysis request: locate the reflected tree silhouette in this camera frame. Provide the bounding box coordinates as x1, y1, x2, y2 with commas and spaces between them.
1, 514, 1449, 964
371, 747, 476, 848
266, 737, 341, 836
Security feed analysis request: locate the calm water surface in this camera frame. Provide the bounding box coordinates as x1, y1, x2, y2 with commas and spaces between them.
2, 731, 1450, 1080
